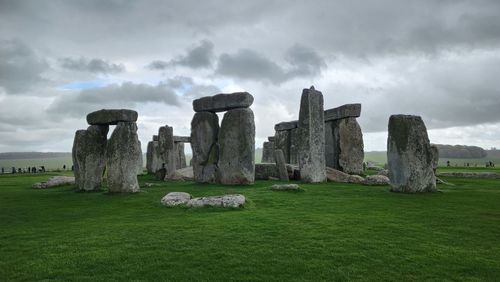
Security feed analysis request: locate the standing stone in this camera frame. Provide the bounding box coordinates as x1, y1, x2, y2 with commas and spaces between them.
175, 142, 187, 169
274, 130, 291, 163
146, 141, 162, 174
159, 125, 176, 178
430, 144, 439, 174
106, 122, 141, 193
136, 140, 143, 175
262, 141, 275, 163
387, 115, 436, 193
274, 149, 289, 181
191, 112, 219, 183
218, 108, 255, 185
298, 87, 326, 183
289, 128, 299, 165
324, 120, 338, 169
338, 118, 364, 174
72, 125, 108, 191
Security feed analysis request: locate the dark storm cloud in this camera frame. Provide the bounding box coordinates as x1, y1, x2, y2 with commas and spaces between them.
59, 57, 125, 74
215, 45, 327, 84
48, 82, 180, 118
148, 40, 215, 70
0, 39, 48, 94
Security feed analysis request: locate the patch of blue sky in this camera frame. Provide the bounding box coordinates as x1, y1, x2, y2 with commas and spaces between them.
59, 80, 112, 90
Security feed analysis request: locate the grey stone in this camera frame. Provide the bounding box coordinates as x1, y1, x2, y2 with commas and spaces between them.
436, 172, 500, 179
274, 149, 289, 181
161, 192, 192, 206
430, 144, 439, 173
191, 112, 219, 183
387, 115, 436, 193
173, 136, 191, 143
324, 121, 338, 169
33, 176, 75, 189
187, 194, 246, 208
377, 169, 389, 177
86, 109, 138, 125
270, 184, 300, 191
72, 125, 108, 191
268, 136, 275, 142
146, 141, 162, 174
136, 140, 144, 175
326, 167, 351, 183
255, 163, 279, 180
274, 130, 290, 163
348, 175, 365, 184
193, 92, 254, 112
298, 87, 326, 183
153, 135, 159, 141
363, 175, 390, 186
261, 141, 275, 163
218, 108, 255, 185
324, 104, 361, 122
289, 127, 299, 165
337, 118, 364, 174
106, 122, 141, 193
274, 120, 298, 131
158, 125, 176, 179
172, 166, 194, 181
175, 142, 187, 169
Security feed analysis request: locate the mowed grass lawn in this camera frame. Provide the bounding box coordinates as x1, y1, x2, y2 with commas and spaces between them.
1, 172, 499, 281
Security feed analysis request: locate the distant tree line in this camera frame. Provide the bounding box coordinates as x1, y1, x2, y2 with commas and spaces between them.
434, 144, 487, 159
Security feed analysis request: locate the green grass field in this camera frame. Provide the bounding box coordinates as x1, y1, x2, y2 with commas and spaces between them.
1, 171, 499, 281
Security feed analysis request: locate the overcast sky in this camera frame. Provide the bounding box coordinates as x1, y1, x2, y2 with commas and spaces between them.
1, 0, 500, 153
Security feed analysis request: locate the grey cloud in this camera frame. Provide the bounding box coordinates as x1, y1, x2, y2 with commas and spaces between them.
59, 57, 125, 74
215, 45, 327, 84
148, 40, 215, 70
0, 39, 48, 94
48, 81, 180, 119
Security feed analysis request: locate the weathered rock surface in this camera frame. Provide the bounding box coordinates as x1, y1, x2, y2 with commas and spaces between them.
271, 184, 300, 191
298, 87, 326, 183
175, 142, 187, 169
430, 144, 439, 173
324, 104, 361, 121
187, 194, 246, 208
377, 169, 389, 177
363, 175, 390, 186
274, 130, 291, 164
33, 176, 75, 189
170, 166, 194, 181
161, 192, 192, 206
159, 125, 176, 178
274, 120, 298, 131
146, 141, 162, 174
268, 136, 275, 142
326, 167, 351, 183
338, 118, 364, 175
72, 125, 108, 191
274, 149, 289, 181
153, 135, 159, 141
193, 92, 254, 112
289, 128, 299, 165
436, 172, 500, 179
173, 136, 191, 143
86, 109, 138, 125
255, 163, 279, 180
191, 112, 219, 183
387, 115, 436, 193
106, 122, 141, 193
218, 108, 255, 185
348, 175, 365, 184
261, 141, 275, 163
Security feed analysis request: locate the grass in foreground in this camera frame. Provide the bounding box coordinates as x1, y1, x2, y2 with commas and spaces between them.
0, 172, 499, 281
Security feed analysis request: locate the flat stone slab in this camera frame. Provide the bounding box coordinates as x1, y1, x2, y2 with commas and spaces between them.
268, 136, 275, 142
33, 176, 75, 189
437, 172, 500, 179
363, 175, 390, 186
187, 194, 246, 208
161, 192, 192, 206
274, 120, 298, 131
173, 136, 191, 143
193, 92, 254, 113
270, 184, 300, 191
324, 104, 361, 122
87, 109, 138, 125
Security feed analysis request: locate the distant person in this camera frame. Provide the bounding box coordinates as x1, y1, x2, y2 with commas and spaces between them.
41, 166, 45, 172
71, 165, 74, 171
12, 167, 16, 174
18, 168, 22, 173
467, 163, 469, 167
27, 167, 31, 173
1, 167, 4, 174
446, 161, 450, 167
63, 165, 66, 170
32, 167, 37, 173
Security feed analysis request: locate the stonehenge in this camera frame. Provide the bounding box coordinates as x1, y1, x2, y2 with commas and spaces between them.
72, 109, 142, 193
387, 115, 436, 193
145, 126, 189, 178
191, 92, 255, 185
261, 137, 275, 163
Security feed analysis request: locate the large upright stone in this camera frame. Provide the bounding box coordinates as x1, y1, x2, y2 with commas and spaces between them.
106, 122, 141, 192
159, 125, 176, 178
87, 109, 138, 125
430, 144, 439, 174
387, 115, 436, 193
274, 149, 289, 181
191, 112, 219, 183
72, 125, 108, 191
274, 130, 290, 163
262, 141, 275, 163
324, 104, 361, 122
324, 121, 339, 169
175, 142, 187, 169
289, 128, 299, 165
218, 108, 255, 185
337, 118, 364, 174
274, 120, 298, 131
298, 87, 326, 183
193, 92, 254, 113
146, 141, 162, 174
